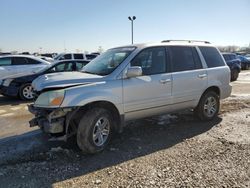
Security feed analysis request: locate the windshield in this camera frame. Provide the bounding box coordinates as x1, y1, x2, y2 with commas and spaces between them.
81, 47, 135, 75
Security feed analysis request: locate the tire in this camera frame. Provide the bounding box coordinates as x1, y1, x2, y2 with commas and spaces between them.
19, 83, 35, 100
231, 69, 239, 82
195, 91, 220, 121
77, 108, 114, 154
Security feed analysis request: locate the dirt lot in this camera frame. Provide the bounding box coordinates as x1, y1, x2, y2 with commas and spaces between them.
0, 71, 250, 188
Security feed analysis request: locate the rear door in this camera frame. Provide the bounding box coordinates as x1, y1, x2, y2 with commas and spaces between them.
0, 57, 12, 79
169, 46, 207, 107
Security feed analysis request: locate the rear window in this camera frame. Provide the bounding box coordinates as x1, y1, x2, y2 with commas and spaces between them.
199, 47, 225, 68
26, 58, 41, 64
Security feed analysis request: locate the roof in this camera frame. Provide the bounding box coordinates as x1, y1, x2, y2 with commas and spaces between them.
0, 54, 51, 64
112, 40, 214, 50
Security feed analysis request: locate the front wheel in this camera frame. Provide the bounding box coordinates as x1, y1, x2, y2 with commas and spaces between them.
19, 83, 35, 100
77, 108, 114, 154
195, 91, 220, 121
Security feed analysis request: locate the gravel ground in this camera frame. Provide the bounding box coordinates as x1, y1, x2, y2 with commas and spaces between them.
0, 96, 249, 188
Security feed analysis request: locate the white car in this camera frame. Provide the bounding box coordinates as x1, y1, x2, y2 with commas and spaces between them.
54, 53, 87, 61
0, 55, 51, 81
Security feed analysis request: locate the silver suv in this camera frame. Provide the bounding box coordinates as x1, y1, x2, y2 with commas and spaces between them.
29, 40, 232, 154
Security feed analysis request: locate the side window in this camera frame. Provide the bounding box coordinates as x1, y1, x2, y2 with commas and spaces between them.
26, 58, 41, 64
76, 61, 87, 70
169, 46, 199, 72
12, 57, 28, 65
230, 54, 236, 60
74, 54, 84, 59
0, 58, 12, 66
199, 47, 225, 68
64, 62, 74, 71
131, 47, 167, 75
55, 63, 66, 72
62, 54, 72, 60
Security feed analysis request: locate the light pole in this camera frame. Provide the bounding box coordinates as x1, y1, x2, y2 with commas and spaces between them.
128, 16, 136, 44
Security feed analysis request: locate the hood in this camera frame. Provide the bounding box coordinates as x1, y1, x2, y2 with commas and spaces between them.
32, 71, 103, 92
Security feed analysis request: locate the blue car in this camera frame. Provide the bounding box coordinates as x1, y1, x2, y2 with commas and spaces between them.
0, 59, 89, 100
222, 53, 241, 81
237, 55, 250, 70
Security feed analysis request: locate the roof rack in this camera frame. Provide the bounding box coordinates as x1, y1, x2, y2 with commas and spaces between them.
161, 40, 211, 44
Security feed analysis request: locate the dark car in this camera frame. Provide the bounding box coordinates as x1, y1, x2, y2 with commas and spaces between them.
0, 59, 89, 100
222, 53, 241, 81
237, 55, 250, 70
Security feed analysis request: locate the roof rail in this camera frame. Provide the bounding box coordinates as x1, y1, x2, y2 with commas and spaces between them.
161, 40, 211, 44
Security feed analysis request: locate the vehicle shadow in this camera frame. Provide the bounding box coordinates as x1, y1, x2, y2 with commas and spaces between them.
0, 112, 222, 187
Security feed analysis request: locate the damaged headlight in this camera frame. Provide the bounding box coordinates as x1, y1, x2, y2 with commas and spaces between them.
34, 90, 65, 107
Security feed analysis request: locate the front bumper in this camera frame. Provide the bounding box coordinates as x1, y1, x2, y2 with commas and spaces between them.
0, 85, 19, 97
28, 104, 72, 134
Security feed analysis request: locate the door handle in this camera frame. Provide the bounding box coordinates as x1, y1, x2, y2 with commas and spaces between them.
159, 79, 171, 84
198, 74, 207, 78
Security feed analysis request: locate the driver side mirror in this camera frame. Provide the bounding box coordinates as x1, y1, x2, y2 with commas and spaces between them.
126, 66, 142, 78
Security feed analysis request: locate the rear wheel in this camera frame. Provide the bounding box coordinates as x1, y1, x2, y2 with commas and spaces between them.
19, 83, 34, 100
231, 69, 239, 81
77, 108, 114, 154
195, 91, 220, 121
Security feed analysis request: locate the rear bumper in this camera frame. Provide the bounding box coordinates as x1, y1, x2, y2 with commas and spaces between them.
0, 85, 19, 97
220, 85, 232, 99
28, 104, 72, 134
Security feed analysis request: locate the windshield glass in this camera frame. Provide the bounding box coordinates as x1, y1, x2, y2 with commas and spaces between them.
81, 47, 135, 75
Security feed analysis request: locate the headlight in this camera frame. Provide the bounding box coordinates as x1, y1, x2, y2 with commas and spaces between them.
3, 79, 14, 87
34, 90, 65, 107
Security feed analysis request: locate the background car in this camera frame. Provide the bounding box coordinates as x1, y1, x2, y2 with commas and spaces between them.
0, 55, 50, 81
222, 53, 241, 81
86, 54, 99, 60
0, 59, 89, 100
237, 55, 250, 70
245, 54, 250, 61
54, 53, 87, 61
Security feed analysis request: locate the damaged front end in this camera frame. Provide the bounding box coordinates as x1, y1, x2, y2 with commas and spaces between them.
28, 105, 80, 141
28, 88, 80, 141
29, 105, 69, 133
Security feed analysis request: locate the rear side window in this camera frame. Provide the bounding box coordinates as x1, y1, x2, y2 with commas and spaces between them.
169, 46, 202, 72
26, 58, 41, 64
86, 54, 97, 60
0, 57, 12, 66
12, 57, 28, 65
62, 54, 71, 60
74, 54, 84, 59
199, 47, 225, 68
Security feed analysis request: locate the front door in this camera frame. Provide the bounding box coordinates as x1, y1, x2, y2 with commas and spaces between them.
123, 47, 172, 116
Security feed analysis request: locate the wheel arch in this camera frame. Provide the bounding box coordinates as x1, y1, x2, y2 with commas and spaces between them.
65, 100, 123, 137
